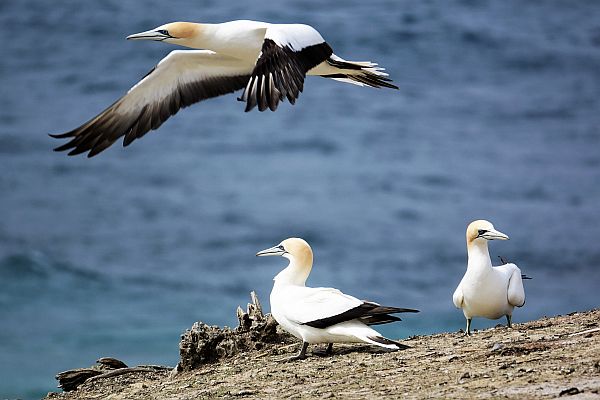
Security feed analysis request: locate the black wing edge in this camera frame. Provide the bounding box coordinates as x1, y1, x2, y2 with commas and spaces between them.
241, 39, 333, 112
50, 73, 250, 157
303, 301, 419, 329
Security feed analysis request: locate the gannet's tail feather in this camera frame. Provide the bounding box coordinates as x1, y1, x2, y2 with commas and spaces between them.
318, 55, 398, 89
366, 335, 411, 350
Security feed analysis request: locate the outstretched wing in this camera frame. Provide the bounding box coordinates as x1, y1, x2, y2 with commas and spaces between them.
51, 50, 252, 157
239, 24, 333, 112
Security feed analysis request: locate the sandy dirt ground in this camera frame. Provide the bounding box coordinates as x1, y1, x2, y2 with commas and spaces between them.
45, 309, 600, 399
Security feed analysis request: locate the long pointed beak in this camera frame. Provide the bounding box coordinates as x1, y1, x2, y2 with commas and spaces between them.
256, 245, 285, 257
481, 229, 509, 241
126, 30, 169, 41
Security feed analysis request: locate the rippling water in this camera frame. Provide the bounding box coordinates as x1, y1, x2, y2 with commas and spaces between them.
1, 1, 600, 398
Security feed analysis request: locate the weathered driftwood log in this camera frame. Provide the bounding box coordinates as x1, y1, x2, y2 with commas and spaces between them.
56, 357, 129, 392
56, 368, 104, 392
177, 291, 293, 372
55, 357, 170, 392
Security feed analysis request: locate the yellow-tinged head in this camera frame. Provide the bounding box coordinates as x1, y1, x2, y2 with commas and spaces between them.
466, 220, 510, 245
256, 237, 314, 267
126, 22, 202, 47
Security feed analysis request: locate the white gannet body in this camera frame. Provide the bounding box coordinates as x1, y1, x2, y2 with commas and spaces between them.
452, 220, 526, 335
51, 20, 398, 157
256, 238, 418, 360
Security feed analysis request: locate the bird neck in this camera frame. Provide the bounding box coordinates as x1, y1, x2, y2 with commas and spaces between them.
273, 255, 313, 287
467, 240, 492, 272
178, 23, 217, 50
182, 21, 265, 58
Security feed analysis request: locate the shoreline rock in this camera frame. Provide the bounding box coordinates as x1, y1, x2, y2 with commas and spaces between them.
176, 291, 294, 372
45, 302, 600, 399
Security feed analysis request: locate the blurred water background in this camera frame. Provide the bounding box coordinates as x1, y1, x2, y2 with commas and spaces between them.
1, 0, 600, 398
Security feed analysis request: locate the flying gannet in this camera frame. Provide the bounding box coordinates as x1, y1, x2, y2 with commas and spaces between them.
50, 20, 398, 157
452, 220, 526, 336
256, 237, 418, 360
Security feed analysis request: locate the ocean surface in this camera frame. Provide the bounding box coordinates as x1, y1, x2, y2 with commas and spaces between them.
1, 1, 600, 398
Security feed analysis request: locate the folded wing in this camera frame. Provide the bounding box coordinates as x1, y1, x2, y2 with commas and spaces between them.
507, 265, 526, 307
496, 263, 526, 307
51, 50, 252, 157
452, 282, 465, 309
282, 286, 418, 329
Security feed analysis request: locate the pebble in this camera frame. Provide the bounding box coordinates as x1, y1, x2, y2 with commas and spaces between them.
491, 343, 504, 352
559, 387, 580, 396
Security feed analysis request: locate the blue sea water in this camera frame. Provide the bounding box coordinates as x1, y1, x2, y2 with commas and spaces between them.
1, 0, 600, 398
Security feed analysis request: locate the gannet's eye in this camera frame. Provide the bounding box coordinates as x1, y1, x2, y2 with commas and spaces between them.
477, 229, 488, 236
277, 245, 285, 251
157, 29, 169, 35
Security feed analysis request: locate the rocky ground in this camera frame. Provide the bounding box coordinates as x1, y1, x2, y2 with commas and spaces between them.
44, 306, 600, 399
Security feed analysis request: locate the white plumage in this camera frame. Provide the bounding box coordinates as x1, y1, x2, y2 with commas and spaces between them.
453, 220, 526, 335
257, 238, 418, 359
51, 20, 397, 157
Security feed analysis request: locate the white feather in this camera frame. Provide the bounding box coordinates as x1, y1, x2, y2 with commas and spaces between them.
123, 50, 253, 115
264, 24, 326, 51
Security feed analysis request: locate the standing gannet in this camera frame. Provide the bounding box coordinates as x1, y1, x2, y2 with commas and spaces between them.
452, 220, 526, 336
256, 238, 418, 360
50, 20, 398, 157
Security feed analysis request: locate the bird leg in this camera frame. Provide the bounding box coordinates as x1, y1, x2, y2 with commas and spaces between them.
279, 342, 309, 362
313, 343, 334, 357
506, 315, 512, 328
465, 318, 472, 336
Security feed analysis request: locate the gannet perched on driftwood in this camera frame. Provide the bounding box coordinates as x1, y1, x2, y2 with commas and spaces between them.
452, 220, 527, 336
50, 20, 398, 157
256, 238, 418, 360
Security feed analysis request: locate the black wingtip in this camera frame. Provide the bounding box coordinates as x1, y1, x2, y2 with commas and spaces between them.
244, 99, 255, 112
382, 306, 420, 314
401, 308, 420, 313
49, 132, 75, 139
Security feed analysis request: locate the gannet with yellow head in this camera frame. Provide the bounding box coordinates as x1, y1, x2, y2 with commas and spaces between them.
51, 20, 398, 157
257, 237, 419, 360
452, 220, 526, 335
